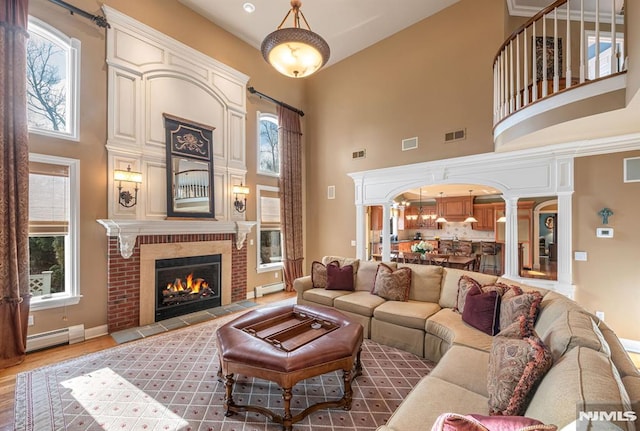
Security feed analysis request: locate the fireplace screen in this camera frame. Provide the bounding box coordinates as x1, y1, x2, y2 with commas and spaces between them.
155, 254, 221, 321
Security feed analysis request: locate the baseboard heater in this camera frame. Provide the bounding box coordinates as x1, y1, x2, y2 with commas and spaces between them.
26, 324, 85, 352
254, 282, 285, 298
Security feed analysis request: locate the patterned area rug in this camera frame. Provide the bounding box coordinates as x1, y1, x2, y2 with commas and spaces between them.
14, 314, 435, 431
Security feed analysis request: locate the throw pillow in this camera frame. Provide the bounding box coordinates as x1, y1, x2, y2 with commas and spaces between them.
487, 319, 553, 416
325, 263, 355, 291
499, 289, 543, 331
456, 275, 481, 314
311, 260, 339, 288
431, 412, 557, 431
371, 263, 412, 301
462, 285, 501, 336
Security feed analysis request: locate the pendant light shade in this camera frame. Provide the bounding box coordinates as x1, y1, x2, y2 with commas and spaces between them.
464, 190, 478, 223
435, 192, 448, 223
261, 0, 330, 78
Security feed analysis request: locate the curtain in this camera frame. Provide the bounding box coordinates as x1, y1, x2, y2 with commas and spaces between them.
0, 0, 31, 369
278, 106, 303, 292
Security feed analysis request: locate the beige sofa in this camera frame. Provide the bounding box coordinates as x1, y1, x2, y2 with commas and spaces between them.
293, 257, 640, 431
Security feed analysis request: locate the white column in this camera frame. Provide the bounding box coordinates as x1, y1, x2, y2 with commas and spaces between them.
381, 203, 392, 262
556, 193, 575, 298
503, 195, 519, 278
355, 204, 367, 261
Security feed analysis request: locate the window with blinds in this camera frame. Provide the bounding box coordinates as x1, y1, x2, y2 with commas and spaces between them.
257, 186, 283, 271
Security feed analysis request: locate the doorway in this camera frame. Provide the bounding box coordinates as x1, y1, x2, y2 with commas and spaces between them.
528, 200, 558, 280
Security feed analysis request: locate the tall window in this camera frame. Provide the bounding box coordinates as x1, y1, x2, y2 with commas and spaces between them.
257, 112, 280, 176
27, 17, 80, 141
29, 154, 80, 310
257, 186, 283, 272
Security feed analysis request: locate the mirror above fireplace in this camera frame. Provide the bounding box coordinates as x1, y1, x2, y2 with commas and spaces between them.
163, 113, 216, 219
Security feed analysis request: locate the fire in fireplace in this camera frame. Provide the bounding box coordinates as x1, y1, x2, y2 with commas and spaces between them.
155, 254, 222, 321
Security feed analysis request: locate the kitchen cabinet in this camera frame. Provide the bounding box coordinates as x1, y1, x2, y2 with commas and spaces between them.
437, 196, 473, 222
370, 206, 383, 231
472, 204, 495, 231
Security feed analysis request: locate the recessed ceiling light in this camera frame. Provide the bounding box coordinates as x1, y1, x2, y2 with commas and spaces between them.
243, 2, 255, 13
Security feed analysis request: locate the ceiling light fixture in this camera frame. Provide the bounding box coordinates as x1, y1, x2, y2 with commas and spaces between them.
243, 2, 256, 13
261, 0, 330, 78
435, 192, 448, 224
464, 190, 478, 223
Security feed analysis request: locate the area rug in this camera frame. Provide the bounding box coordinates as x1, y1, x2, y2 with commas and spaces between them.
14, 314, 435, 431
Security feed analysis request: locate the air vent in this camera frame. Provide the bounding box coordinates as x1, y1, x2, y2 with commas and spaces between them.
352, 149, 366, 159
402, 137, 418, 151
445, 129, 466, 142
624, 157, 640, 182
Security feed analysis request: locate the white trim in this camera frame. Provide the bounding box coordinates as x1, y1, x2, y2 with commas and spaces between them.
255, 185, 284, 273
29, 154, 81, 312
620, 338, 640, 354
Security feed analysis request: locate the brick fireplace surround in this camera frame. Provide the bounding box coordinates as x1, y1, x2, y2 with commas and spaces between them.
106, 233, 247, 332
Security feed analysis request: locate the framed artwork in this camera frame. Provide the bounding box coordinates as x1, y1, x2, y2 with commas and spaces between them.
535, 36, 563, 79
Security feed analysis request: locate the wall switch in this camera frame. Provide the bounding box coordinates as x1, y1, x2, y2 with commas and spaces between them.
574, 251, 588, 261
274, 272, 279, 279
351, 240, 356, 246
28, 315, 34, 326
595, 311, 605, 321
249, 239, 254, 246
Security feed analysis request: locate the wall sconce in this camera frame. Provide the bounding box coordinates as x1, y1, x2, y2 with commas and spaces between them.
233, 183, 250, 213
114, 165, 142, 208
598, 207, 613, 225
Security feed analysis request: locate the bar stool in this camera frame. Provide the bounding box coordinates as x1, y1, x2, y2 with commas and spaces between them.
480, 241, 499, 274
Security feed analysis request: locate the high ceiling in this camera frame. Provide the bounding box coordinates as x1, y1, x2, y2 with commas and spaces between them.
178, 0, 561, 68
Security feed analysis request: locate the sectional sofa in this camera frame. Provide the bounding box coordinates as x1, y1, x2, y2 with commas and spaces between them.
293, 256, 640, 431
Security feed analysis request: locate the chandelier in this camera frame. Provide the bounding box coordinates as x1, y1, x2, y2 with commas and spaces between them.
261, 0, 330, 78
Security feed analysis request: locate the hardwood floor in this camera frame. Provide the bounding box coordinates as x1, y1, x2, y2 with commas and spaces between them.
0, 291, 296, 430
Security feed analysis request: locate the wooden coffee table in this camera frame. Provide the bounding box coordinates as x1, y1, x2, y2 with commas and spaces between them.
216, 304, 363, 430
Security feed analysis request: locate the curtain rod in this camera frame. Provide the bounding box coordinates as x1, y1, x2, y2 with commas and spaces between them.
248, 87, 304, 117
47, 0, 110, 28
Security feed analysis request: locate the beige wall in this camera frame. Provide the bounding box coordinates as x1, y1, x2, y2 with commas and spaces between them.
27, 0, 304, 334
303, 0, 507, 264
573, 151, 640, 340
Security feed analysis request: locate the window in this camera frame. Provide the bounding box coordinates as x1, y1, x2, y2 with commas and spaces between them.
257, 186, 283, 272
257, 112, 280, 176
27, 17, 80, 141
586, 31, 625, 80
29, 154, 80, 310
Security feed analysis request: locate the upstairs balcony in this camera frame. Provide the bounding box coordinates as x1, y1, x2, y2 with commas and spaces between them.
493, 0, 631, 151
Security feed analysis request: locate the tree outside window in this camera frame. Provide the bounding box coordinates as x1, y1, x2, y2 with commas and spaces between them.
26, 17, 80, 140
258, 113, 279, 176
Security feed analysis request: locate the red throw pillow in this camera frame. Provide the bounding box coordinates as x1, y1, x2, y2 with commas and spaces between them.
431, 412, 557, 431
325, 263, 355, 291
462, 284, 501, 335
311, 260, 339, 288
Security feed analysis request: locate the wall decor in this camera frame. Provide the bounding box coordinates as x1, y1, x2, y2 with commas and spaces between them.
535, 36, 563, 79
164, 114, 216, 219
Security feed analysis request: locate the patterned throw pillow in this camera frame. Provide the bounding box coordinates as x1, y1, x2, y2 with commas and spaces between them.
371, 263, 412, 301
311, 260, 339, 288
431, 412, 557, 431
499, 288, 543, 331
456, 275, 481, 313
487, 318, 553, 416
461, 285, 501, 336
326, 263, 355, 291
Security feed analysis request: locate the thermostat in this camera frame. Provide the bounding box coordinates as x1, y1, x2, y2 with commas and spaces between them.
596, 228, 614, 238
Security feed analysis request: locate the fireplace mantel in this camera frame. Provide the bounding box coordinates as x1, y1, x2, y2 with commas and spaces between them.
97, 219, 256, 258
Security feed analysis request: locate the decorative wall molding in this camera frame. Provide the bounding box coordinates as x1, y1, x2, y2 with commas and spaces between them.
103, 6, 249, 221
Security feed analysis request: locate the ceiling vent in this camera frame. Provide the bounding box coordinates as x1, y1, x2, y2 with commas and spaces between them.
402, 137, 418, 151
624, 157, 640, 182
352, 149, 366, 159
445, 129, 466, 142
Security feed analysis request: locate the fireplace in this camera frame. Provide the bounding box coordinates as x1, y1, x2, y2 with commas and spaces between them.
155, 254, 222, 321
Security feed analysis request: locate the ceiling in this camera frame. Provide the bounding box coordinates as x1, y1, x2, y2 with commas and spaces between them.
178, 0, 560, 68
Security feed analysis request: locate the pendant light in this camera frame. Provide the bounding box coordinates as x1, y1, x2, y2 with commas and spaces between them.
261, 0, 330, 78
435, 192, 448, 223
464, 190, 478, 223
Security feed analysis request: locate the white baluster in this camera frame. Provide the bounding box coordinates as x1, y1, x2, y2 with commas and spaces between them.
580, 0, 585, 82
611, 0, 617, 74
566, 0, 572, 86
509, 41, 514, 113
542, 15, 548, 97
516, 33, 521, 110
532, 21, 538, 101
524, 26, 529, 106
595, 0, 600, 79
553, 8, 559, 93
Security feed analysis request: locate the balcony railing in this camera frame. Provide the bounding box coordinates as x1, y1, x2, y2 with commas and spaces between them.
493, 0, 626, 126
